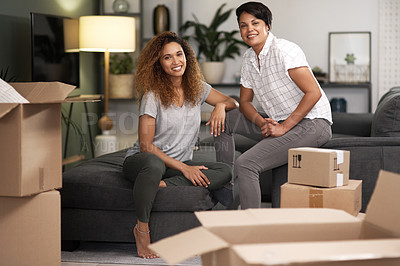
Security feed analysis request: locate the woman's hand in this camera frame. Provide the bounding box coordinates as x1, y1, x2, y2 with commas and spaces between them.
261, 118, 288, 138
205, 88, 238, 137
180, 164, 210, 187
206, 103, 226, 137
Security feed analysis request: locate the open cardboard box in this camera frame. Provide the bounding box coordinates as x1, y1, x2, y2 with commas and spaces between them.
0, 82, 75, 196
150, 170, 400, 265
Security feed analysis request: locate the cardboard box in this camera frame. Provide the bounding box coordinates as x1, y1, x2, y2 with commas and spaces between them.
288, 147, 350, 187
230, 239, 400, 266
150, 170, 400, 266
281, 179, 362, 216
0, 82, 75, 196
0, 190, 61, 266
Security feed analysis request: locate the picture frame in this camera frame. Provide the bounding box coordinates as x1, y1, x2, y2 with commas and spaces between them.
328, 32, 371, 83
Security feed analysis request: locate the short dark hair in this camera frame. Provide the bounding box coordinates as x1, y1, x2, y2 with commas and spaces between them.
236, 2, 272, 29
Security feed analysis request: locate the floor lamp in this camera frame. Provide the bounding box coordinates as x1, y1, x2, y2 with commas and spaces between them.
79, 15, 136, 132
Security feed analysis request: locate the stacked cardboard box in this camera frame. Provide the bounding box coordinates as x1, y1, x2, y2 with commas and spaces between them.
281, 147, 362, 216
150, 170, 400, 265
0, 82, 75, 266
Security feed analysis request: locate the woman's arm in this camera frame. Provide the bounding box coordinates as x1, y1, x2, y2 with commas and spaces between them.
266, 66, 322, 137
239, 85, 267, 128
139, 114, 210, 187
205, 88, 239, 136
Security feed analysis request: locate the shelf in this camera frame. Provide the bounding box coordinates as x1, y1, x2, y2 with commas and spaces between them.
321, 83, 371, 89
65, 94, 103, 103
210, 83, 240, 88
102, 12, 141, 16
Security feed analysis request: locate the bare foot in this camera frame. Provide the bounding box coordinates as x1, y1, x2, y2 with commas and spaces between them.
134, 224, 159, 259
159, 180, 166, 188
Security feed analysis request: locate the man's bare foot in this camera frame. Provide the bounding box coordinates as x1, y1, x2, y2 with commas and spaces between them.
159, 180, 166, 188
134, 224, 159, 259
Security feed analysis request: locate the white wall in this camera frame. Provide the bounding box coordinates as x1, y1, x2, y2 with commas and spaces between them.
182, 0, 380, 109
112, 0, 383, 148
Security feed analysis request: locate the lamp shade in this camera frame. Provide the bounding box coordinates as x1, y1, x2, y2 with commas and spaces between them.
63, 18, 79, 52
79, 16, 135, 52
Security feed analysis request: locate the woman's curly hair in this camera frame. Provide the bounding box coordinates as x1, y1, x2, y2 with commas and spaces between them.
135, 31, 205, 108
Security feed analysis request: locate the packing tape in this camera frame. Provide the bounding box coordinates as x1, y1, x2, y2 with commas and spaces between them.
309, 189, 323, 208
337, 173, 344, 186
336, 150, 344, 164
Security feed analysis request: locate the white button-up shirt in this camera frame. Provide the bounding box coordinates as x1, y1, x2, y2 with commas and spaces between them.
241, 32, 332, 124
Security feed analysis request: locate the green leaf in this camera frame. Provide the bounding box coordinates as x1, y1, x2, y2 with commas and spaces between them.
180, 3, 247, 62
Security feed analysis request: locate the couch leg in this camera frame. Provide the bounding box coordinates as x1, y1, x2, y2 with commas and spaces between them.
61, 240, 80, 251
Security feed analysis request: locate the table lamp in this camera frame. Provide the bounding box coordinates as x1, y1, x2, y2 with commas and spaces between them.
79, 16, 136, 131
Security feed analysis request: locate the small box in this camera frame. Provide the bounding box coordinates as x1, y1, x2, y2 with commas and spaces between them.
150, 170, 400, 266
0, 190, 61, 266
0, 82, 75, 196
288, 147, 350, 187
281, 179, 362, 216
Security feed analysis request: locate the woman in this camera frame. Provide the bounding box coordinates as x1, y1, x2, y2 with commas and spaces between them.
214, 2, 332, 209
123, 31, 238, 259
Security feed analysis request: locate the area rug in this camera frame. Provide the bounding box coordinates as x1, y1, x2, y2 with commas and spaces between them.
61, 242, 201, 265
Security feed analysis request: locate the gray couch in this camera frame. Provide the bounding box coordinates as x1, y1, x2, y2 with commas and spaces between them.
61, 87, 400, 249
60, 146, 239, 250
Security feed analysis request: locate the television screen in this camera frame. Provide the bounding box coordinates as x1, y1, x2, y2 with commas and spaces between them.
31, 12, 80, 87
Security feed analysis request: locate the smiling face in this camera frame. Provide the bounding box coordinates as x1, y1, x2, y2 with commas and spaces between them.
239, 11, 270, 55
159, 41, 186, 81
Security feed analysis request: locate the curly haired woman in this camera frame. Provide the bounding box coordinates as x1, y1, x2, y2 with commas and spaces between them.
123, 31, 238, 259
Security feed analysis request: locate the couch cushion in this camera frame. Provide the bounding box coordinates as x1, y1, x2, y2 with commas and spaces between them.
61, 149, 216, 212
371, 88, 400, 137
331, 112, 373, 137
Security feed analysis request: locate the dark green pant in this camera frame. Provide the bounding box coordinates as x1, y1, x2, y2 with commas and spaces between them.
123, 152, 232, 223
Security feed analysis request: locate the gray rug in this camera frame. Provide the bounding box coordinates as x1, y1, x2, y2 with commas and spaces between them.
61, 242, 201, 265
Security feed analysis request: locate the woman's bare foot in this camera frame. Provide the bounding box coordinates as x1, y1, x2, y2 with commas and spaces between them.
159, 180, 166, 188
134, 222, 159, 259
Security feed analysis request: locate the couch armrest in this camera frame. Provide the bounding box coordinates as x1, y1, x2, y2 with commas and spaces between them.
322, 136, 400, 212
322, 136, 400, 148
332, 112, 373, 137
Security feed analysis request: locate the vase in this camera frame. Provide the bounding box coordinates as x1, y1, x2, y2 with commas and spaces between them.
330, 98, 347, 113
153, 5, 170, 35
201, 62, 226, 84
112, 0, 129, 13
109, 73, 135, 99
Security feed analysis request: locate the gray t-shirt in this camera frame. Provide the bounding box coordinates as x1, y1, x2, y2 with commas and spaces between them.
125, 82, 211, 162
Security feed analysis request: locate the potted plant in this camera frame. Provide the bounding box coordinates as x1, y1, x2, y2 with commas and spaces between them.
109, 53, 135, 99
180, 3, 247, 84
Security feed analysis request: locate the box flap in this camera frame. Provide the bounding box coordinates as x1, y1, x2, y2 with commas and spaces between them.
0, 103, 18, 119
365, 170, 400, 237
195, 208, 357, 227
233, 239, 400, 265
149, 226, 228, 265
10, 82, 75, 103
195, 209, 361, 245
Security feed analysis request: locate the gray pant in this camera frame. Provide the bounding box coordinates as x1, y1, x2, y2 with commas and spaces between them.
214, 109, 332, 209
123, 152, 232, 222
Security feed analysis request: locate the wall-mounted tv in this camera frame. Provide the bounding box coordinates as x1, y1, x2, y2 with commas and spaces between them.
30, 12, 80, 87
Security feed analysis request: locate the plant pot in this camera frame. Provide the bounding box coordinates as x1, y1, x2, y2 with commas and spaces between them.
109, 73, 135, 99
201, 61, 225, 84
